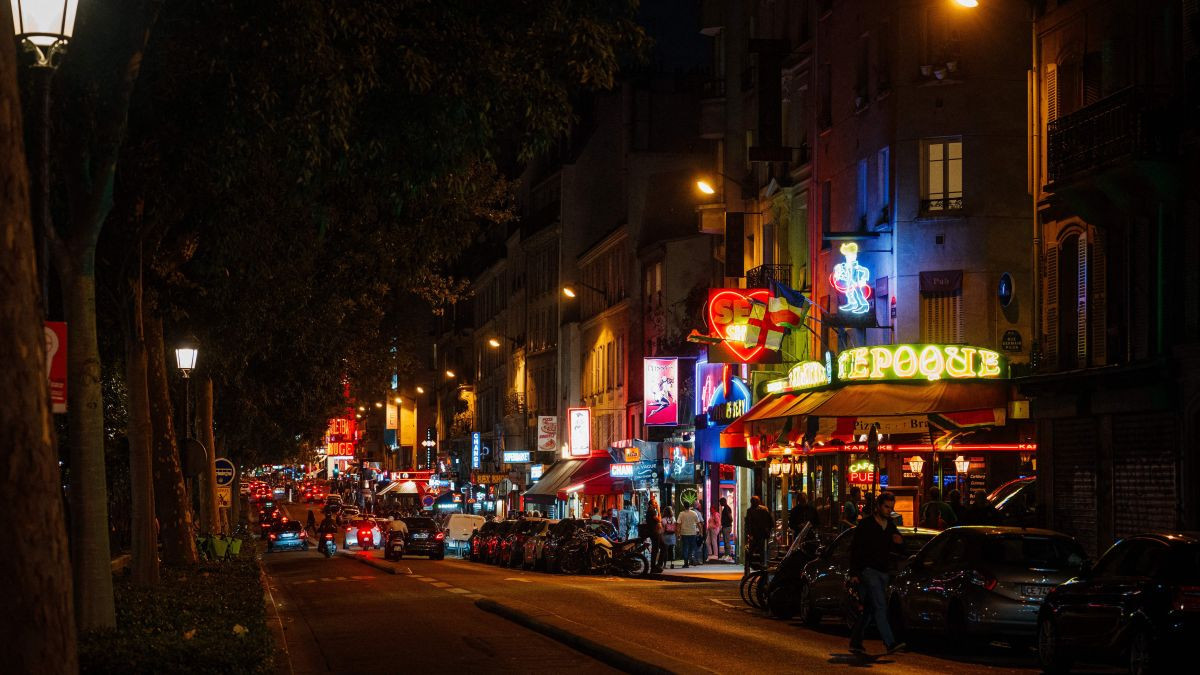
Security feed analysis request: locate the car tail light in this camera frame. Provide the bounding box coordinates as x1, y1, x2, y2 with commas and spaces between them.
269, 534, 277, 540
968, 570, 997, 591
299, 530, 306, 538
1174, 586, 1200, 612
435, 532, 445, 540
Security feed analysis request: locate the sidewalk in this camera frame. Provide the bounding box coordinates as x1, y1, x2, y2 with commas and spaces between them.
651, 560, 743, 582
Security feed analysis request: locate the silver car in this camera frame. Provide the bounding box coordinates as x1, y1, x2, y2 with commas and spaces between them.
889, 526, 1088, 640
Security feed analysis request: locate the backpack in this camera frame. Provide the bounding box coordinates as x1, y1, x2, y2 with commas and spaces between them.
664, 518, 677, 534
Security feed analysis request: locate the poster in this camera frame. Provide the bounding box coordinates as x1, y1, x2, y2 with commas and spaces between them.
567, 407, 590, 457
44, 321, 67, 413
643, 357, 679, 426
536, 415, 558, 453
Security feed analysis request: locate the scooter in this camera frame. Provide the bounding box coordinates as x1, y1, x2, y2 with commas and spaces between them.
592, 537, 651, 577
384, 531, 405, 561
320, 532, 336, 558
357, 527, 374, 551
765, 523, 821, 619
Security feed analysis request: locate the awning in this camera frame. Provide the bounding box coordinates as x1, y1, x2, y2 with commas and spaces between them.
724, 380, 1011, 449
522, 459, 585, 503
377, 480, 421, 496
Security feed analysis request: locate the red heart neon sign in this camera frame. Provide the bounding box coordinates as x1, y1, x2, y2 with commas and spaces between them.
706, 288, 773, 363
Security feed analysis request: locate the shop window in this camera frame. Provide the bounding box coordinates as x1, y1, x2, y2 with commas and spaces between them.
920, 290, 963, 344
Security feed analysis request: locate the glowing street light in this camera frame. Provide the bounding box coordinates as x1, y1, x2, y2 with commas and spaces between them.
10, 0, 78, 66
907, 455, 925, 475
487, 337, 501, 348
416, 386, 425, 394
394, 396, 403, 404
953, 0, 979, 7
445, 370, 456, 379
695, 179, 716, 195
954, 455, 971, 474
561, 286, 577, 298
174, 335, 199, 378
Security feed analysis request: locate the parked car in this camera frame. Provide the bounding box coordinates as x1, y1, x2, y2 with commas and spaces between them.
485, 521, 519, 564
444, 514, 486, 556
986, 477, 1039, 526
343, 519, 382, 549
889, 526, 1087, 642
267, 521, 309, 552
501, 519, 546, 568
522, 520, 556, 570
794, 526, 940, 625
542, 519, 585, 573
402, 517, 446, 559
468, 521, 498, 562
1038, 531, 1200, 673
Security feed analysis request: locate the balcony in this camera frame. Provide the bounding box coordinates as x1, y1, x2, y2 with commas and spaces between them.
746, 264, 792, 289
920, 197, 963, 214
1047, 87, 1174, 185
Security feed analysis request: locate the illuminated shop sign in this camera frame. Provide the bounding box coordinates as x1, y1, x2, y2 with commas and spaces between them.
705, 288, 783, 364
766, 353, 833, 394
530, 464, 544, 481
471, 432, 481, 469
699, 362, 751, 427
829, 243, 872, 315
848, 460, 876, 485
837, 344, 1006, 382
644, 358, 679, 426
502, 451, 531, 463
610, 462, 634, 478
325, 416, 357, 457
567, 407, 591, 457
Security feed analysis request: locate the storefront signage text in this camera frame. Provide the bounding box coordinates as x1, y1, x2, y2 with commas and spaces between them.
568, 407, 591, 457
610, 463, 634, 478
502, 451, 531, 463
837, 344, 1007, 383
848, 460, 876, 485
471, 432, 482, 469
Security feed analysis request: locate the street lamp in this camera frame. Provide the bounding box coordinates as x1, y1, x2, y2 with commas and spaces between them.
561, 282, 604, 299
907, 455, 925, 475
953, 0, 979, 7
174, 334, 198, 378
10, 0, 77, 66
954, 455, 971, 474
445, 369, 456, 379
416, 386, 425, 394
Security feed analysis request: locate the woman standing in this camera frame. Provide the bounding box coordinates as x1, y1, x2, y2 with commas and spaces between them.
646, 495, 664, 573
662, 507, 677, 569
707, 504, 721, 562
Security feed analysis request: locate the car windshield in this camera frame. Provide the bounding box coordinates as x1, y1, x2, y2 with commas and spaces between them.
404, 518, 436, 530
987, 479, 1032, 509
982, 534, 1085, 571
1164, 544, 1200, 582
902, 534, 935, 555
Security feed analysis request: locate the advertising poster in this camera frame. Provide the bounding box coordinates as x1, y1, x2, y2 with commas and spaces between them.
44, 321, 67, 413
536, 415, 558, 453
643, 357, 679, 426
663, 443, 695, 483
567, 407, 591, 457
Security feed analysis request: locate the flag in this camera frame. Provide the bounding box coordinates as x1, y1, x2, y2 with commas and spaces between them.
770, 280, 813, 324
767, 296, 804, 330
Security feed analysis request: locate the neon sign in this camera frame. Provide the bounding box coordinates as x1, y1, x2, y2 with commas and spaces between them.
471, 432, 481, 469
829, 243, 872, 314
705, 288, 782, 363
848, 460, 876, 485
610, 463, 634, 478
836, 344, 1006, 382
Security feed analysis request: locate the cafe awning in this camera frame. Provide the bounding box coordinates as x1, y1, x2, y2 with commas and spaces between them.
723, 380, 1011, 448
522, 459, 585, 504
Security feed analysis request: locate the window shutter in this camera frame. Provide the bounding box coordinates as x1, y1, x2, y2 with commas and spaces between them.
1045, 63, 1058, 123
1090, 227, 1107, 367
1076, 234, 1089, 367
1045, 245, 1059, 368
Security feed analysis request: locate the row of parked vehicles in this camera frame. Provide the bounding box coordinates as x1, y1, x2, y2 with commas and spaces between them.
756, 522, 1197, 673
465, 517, 651, 576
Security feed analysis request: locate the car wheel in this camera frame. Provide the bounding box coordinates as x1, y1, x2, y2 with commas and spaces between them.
797, 582, 820, 626
1038, 614, 1072, 674
1129, 626, 1154, 675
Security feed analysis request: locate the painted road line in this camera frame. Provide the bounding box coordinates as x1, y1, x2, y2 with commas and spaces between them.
431, 582, 452, 588
504, 577, 533, 583
446, 588, 471, 594
416, 577, 436, 582
465, 594, 485, 600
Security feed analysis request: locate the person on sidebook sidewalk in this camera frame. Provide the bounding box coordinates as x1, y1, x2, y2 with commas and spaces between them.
706, 503, 721, 562
848, 491, 907, 656
646, 495, 665, 573
662, 507, 677, 569
677, 502, 702, 567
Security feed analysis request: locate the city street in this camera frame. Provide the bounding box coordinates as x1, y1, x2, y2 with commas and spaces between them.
267, 506, 1041, 674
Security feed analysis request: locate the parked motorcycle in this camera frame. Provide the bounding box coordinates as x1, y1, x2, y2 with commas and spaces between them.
591, 537, 651, 576
357, 526, 374, 551
765, 523, 821, 619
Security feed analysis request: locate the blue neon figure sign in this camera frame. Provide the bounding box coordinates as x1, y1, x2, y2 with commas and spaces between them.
829, 242, 872, 314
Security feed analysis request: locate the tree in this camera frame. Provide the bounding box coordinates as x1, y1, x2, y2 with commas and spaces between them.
0, 1, 78, 668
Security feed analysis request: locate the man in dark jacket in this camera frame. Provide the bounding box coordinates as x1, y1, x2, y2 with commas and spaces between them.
744, 496, 774, 568
788, 491, 818, 535
848, 491, 906, 655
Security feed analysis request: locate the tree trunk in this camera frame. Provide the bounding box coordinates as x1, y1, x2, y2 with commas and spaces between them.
124, 274, 158, 585
198, 377, 218, 534
144, 312, 197, 565
0, 6, 80, 666
62, 267, 118, 629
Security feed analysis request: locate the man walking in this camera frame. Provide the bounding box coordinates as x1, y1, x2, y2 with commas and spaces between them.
744, 496, 774, 569
719, 497, 734, 561
677, 502, 702, 567
848, 491, 906, 655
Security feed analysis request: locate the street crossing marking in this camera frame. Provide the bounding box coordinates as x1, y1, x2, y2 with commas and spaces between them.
465, 594, 484, 600
446, 588, 471, 594
431, 582, 452, 588
416, 577, 436, 582
504, 577, 533, 583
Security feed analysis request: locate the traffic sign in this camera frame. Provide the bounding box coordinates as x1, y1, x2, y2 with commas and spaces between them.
214, 458, 237, 487
216, 486, 232, 508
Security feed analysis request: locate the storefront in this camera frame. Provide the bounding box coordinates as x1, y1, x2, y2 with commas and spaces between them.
520, 457, 618, 519
693, 360, 759, 553
724, 345, 1036, 528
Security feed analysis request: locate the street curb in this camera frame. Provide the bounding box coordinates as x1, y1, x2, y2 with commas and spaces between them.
258, 560, 294, 675
645, 572, 738, 583
337, 549, 400, 575
475, 598, 675, 675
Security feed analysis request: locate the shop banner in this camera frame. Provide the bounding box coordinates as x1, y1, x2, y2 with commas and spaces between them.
386, 402, 399, 430
44, 321, 67, 413
663, 443, 695, 483
537, 416, 558, 452
643, 358, 679, 426
567, 408, 590, 457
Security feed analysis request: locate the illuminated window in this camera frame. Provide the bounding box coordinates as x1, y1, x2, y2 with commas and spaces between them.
921, 138, 963, 212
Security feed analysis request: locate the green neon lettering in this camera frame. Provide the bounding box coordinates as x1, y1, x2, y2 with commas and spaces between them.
944, 346, 972, 378
893, 345, 918, 377
918, 345, 945, 380
868, 347, 893, 379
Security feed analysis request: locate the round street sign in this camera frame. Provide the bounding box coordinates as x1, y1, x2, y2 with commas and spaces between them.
214, 458, 237, 487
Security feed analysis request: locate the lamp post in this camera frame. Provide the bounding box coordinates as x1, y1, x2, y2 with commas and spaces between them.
174, 335, 198, 439
561, 282, 605, 300
11, 0, 78, 313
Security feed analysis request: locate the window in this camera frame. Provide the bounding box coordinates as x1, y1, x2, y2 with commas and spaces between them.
821, 180, 831, 233
920, 289, 963, 343
857, 158, 869, 227
855, 34, 869, 106
877, 146, 890, 220
921, 138, 963, 212
819, 64, 832, 129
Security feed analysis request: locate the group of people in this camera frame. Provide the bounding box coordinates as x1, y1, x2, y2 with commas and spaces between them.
623, 496, 739, 573
833, 485, 998, 531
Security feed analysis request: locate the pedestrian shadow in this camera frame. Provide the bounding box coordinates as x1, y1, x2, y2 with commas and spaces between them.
827, 652, 895, 668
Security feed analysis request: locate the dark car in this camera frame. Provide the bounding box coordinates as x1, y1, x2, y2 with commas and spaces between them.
468, 521, 498, 562
522, 520, 555, 570
1038, 532, 1200, 673
267, 521, 309, 552
503, 519, 547, 568
795, 526, 940, 625
986, 477, 1039, 527
889, 526, 1088, 641
542, 519, 585, 573
402, 517, 445, 560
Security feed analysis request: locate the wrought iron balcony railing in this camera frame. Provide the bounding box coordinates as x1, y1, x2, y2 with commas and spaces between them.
746, 264, 792, 289
1047, 86, 1173, 184
920, 196, 963, 214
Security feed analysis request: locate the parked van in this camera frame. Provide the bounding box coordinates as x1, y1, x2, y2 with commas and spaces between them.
444, 514, 487, 555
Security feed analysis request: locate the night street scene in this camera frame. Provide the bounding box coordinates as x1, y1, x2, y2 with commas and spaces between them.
3, 0, 1200, 674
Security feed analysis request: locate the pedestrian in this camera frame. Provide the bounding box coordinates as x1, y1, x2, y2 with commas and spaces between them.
719, 497, 734, 561
706, 503, 721, 562
962, 489, 996, 525
848, 491, 906, 655
646, 495, 665, 572
841, 486, 862, 530
744, 495, 774, 569
694, 499, 707, 560
677, 502, 702, 567
306, 509, 316, 533
787, 491, 818, 538
947, 489, 966, 524
662, 506, 677, 568
919, 487, 957, 529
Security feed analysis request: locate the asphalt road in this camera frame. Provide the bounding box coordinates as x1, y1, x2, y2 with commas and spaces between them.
266, 502, 1045, 674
